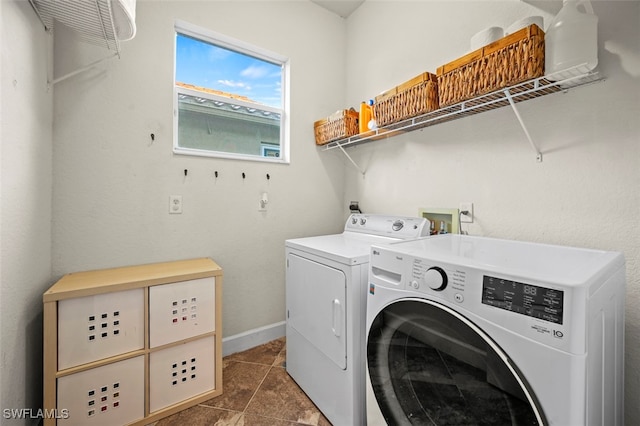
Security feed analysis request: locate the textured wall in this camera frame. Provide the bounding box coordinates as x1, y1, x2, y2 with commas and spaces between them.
344, 1, 640, 424
1, 0, 53, 419
51, 1, 348, 338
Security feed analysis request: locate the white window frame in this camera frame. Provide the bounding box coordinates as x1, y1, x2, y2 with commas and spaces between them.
173, 20, 290, 163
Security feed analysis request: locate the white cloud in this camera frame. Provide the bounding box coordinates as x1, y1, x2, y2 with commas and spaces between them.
240, 65, 269, 79
218, 80, 252, 90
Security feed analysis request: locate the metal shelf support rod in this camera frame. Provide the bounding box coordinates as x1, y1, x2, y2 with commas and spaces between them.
51, 52, 119, 85
337, 144, 366, 176
504, 88, 542, 162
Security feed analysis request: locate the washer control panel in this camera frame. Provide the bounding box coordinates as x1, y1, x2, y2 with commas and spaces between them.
409, 258, 467, 303
368, 234, 582, 352
370, 247, 471, 307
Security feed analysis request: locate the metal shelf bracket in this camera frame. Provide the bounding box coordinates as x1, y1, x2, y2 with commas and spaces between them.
337, 144, 366, 176
51, 52, 119, 86
504, 88, 543, 162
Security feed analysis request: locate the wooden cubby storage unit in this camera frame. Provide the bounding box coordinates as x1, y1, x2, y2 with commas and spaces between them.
43, 258, 223, 426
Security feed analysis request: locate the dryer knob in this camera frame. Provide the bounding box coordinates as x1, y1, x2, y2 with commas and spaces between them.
423, 267, 448, 291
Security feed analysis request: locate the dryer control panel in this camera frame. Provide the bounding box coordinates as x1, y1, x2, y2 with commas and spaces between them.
345, 214, 429, 239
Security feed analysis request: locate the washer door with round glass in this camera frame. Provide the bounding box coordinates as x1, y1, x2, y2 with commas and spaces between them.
367, 299, 545, 426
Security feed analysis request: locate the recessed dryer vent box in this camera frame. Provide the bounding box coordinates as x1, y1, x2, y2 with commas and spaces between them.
149, 336, 216, 413
57, 356, 144, 426
149, 277, 216, 348
418, 208, 460, 235
58, 288, 144, 370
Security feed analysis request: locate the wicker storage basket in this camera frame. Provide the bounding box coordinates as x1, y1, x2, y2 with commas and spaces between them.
314, 109, 359, 145
373, 72, 439, 127
437, 24, 545, 108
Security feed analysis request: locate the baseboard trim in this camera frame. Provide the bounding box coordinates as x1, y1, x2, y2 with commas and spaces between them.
222, 321, 286, 357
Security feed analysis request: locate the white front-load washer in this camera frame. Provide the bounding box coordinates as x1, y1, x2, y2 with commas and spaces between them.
285, 214, 429, 426
366, 234, 625, 425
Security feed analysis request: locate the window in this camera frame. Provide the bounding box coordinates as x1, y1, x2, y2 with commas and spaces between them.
173, 21, 289, 163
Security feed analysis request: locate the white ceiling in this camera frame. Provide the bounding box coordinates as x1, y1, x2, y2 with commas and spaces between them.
311, 1, 564, 19
310, 0, 365, 18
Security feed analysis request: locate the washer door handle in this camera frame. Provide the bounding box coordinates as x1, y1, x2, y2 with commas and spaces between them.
332, 299, 342, 337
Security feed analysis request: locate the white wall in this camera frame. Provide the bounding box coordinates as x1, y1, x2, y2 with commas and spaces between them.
345, 1, 640, 424
0, 0, 53, 419
52, 1, 348, 338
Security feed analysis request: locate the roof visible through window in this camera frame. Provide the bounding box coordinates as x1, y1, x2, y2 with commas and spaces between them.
175, 33, 282, 109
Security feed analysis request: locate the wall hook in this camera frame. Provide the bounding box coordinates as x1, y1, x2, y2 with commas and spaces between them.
150, 133, 155, 141
266, 173, 270, 180
184, 169, 188, 177
214, 171, 219, 178
242, 172, 246, 179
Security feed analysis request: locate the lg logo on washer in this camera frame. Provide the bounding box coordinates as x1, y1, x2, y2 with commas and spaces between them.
371, 249, 402, 260
531, 324, 565, 340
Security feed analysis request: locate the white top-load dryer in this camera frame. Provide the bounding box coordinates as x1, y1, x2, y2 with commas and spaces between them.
285, 214, 429, 426
366, 234, 625, 425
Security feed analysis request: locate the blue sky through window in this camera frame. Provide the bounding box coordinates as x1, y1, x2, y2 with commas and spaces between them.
176, 34, 282, 109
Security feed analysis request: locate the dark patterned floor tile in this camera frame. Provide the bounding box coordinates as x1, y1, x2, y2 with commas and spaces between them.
201, 360, 270, 412
154, 405, 242, 426
245, 366, 328, 425
237, 413, 303, 425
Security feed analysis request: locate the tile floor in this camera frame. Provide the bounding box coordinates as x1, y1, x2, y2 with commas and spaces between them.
154, 337, 332, 426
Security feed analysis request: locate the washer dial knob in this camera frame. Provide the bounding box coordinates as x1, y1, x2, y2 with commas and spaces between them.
423, 267, 448, 291
392, 220, 404, 231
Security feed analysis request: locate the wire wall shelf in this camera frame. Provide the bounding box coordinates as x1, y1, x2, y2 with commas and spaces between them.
30, 0, 121, 52
322, 65, 604, 164
29, 0, 138, 85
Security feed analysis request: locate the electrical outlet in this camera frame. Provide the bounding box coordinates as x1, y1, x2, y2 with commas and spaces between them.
459, 202, 473, 223
258, 192, 268, 212
169, 195, 182, 214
